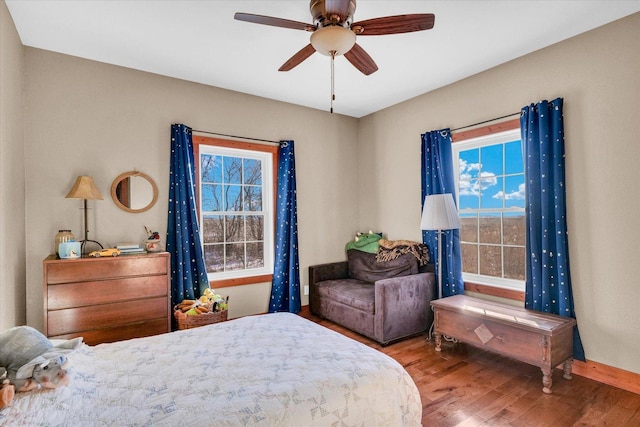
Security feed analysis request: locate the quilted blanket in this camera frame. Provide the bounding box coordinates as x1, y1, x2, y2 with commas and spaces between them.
0, 313, 421, 426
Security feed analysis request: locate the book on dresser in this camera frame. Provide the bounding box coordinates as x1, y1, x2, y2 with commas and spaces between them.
43, 252, 171, 345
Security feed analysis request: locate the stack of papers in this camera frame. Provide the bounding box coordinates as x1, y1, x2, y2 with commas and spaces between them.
116, 243, 146, 254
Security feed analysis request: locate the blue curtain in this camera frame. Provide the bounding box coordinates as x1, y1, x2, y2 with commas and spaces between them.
521, 99, 585, 361
269, 140, 301, 313
166, 124, 210, 307
421, 129, 464, 297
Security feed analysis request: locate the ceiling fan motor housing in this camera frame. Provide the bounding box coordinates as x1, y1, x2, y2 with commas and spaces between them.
310, 0, 356, 28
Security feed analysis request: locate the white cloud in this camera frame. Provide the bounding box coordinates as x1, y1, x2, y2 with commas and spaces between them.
493, 183, 525, 200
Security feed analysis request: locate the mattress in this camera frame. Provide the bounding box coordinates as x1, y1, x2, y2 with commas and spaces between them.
0, 312, 421, 426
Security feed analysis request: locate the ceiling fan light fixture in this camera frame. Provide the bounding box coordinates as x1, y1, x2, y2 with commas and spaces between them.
310, 26, 356, 56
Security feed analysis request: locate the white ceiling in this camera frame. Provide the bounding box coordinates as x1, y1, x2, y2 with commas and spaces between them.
6, 1, 640, 118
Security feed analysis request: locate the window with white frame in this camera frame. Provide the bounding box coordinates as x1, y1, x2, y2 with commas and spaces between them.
194, 137, 276, 284
453, 128, 525, 292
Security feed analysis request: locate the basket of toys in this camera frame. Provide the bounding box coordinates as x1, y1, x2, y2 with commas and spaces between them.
174, 288, 229, 330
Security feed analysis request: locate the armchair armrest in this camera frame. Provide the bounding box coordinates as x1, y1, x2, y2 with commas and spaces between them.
309, 261, 349, 285
308, 261, 349, 316
374, 272, 436, 344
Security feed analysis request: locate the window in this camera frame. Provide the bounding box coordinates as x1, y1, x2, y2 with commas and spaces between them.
453, 127, 525, 293
194, 136, 277, 286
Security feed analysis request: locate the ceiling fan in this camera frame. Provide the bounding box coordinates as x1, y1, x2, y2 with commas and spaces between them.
234, 0, 435, 76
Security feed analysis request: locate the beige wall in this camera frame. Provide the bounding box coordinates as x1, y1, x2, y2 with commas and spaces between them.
22, 48, 360, 328
358, 13, 640, 374
0, 0, 26, 330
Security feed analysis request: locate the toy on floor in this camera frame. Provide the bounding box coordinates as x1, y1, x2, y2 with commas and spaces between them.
0, 326, 82, 392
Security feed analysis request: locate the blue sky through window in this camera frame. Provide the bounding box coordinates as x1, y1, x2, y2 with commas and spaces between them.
458, 139, 524, 210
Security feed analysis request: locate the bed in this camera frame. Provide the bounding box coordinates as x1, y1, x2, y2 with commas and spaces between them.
0, 313, 421, 426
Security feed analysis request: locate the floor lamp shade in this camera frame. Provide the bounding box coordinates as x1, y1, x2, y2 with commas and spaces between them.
420, 193, 460, 231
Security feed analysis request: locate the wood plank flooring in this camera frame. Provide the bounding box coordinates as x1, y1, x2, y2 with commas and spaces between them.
299, 311, 640, 427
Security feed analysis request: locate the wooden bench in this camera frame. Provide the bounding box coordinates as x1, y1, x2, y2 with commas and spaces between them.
430, 295, 576, 394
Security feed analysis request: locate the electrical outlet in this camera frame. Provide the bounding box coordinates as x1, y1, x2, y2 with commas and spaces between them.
303, 285, 309, 295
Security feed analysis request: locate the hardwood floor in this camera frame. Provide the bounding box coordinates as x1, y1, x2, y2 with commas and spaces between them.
299, 311, 640, 427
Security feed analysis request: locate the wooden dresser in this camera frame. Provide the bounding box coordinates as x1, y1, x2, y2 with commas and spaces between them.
43, 252, 171, 345
431, 295, 576, 394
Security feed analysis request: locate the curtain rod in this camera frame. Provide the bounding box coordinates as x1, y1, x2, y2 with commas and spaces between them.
192, 129, 280, 145
451, 111, 521, 133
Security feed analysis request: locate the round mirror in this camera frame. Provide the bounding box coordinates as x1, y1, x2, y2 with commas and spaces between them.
111, 171, 158, 213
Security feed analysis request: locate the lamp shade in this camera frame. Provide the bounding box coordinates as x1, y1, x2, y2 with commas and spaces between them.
420, 193, 460, 230
310, 25, 356, 56
65, 176, 104, 200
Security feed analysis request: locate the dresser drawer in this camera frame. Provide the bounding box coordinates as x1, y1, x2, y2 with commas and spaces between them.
49, 318, 169, 345
45, 255, 168, 284
47, 296, 168, 337
47, 276, 168, 310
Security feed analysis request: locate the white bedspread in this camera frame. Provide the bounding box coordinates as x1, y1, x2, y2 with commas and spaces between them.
1, 313, 421, 426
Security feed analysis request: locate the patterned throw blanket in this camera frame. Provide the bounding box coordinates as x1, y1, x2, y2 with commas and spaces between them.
376, 239, 430, 266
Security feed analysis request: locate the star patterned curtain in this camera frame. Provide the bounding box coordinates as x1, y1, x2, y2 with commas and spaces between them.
421, 129, 464, 297
166, 124, 210, 308
521, 98, 585, 361
269, 140, 301, 313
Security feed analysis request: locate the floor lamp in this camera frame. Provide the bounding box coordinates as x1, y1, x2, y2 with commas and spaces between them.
65, 175, 104, 254
421, 193, 460, 338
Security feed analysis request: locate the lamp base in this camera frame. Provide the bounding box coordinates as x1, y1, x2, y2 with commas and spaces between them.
80, 239, 104, 255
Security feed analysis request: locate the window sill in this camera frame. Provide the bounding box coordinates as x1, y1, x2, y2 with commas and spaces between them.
211, 274, 273, 288
464, 281, 525, 301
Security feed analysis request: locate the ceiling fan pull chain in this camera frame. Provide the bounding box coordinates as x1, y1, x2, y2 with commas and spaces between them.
330, 50, 336, 114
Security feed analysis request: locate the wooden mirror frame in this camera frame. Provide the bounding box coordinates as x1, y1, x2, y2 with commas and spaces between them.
110, 171, 158, 213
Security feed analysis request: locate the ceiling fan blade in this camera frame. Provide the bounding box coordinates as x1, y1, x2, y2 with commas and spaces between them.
234, 13, 314, 31
351, 14, 435, 36
279, 44, 317, 72
324, 0, 351, 23
344, 43, 378, 75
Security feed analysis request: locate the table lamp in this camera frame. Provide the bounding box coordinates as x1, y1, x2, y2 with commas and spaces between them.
65, 175, 104, 254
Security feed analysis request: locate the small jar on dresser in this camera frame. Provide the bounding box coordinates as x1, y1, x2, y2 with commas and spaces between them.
43, 252, 171, 345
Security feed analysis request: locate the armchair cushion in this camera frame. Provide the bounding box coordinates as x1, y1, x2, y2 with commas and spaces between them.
347, 249, 418, 283
314, 279, 375, 313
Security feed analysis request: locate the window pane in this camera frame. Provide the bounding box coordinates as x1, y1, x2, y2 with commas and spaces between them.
503, 213, 525, 246
246, 242, 264, 269
459, 149, 479, 179
244, 159, 262, 185
505, 140, 524, 175
479, 245, 501, 277
505, 175, 525, 208
246, 215, 264, 241
480, 176, 503, 209
460, 214, 478, 243
479, 214, 501, 244
224, 185, 242, 211
504, 246, 525, 280
202, 215, 223, 243
481, 144, 503, 175
225, 243, 245, 271
224, 157, 242, 184
461, 243, 478, 274
244, 186, 262, 211
225, 215, 244, 242
459, 179, 479, 209
201, 154, 222, 183
202, 184, 222, 211
204, 244, 224, 273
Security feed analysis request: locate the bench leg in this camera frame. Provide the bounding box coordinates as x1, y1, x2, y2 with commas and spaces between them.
563, 358, 573, 380
541, 368, 553, 394
434, 332, 442, 352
